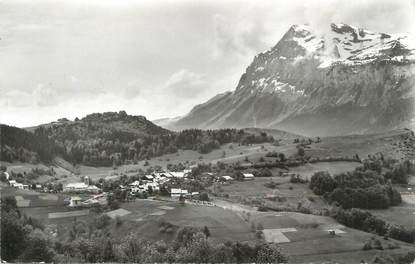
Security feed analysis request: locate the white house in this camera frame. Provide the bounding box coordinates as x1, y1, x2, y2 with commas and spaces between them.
221, 176, 234, 181
69, 196, 83, 207
129, 180, 140, 187
171, 188, 188, 198
14, 183, 24, 189
8, 180, 17, 187
243, 173, 254, 180
64, 182, 88, 192
64, 182, 101, 193
169, 171, 186, 178
143, 175, 154, 181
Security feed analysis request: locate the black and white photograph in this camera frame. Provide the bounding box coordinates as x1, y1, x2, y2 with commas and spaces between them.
1, 0, 415, 263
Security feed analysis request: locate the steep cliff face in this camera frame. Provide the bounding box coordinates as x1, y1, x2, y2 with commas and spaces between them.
172, 23, 415, 136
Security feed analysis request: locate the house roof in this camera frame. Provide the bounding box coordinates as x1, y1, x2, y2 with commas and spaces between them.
129, 180, 140, 186
169, 171, 185, 178
65, 182, 88, 189
171, 188, 188, 194
171, 188, 182, 194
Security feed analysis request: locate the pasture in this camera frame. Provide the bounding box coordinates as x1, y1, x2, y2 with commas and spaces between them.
307, 129, 414, 160
288, 161, 362, 180
369, 196, 415, 228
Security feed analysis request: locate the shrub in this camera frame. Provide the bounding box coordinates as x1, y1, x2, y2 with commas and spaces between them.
264, 181, 279, 189
257, 206, 268, 212
255, 230, 263, 239
388, 225, 415, 244
309, 171, 336, 195
199, 192, 210, 201
290, 174, 307, 184
115, 216, 123, 226
253, 168, 272, 177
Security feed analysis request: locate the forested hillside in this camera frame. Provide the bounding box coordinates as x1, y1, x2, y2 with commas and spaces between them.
0, 125, 64, 163
2, 111, 274, 166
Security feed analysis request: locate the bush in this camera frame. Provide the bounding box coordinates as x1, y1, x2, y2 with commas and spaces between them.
257, 206, 268, 212
309, 171, 336, 195
264, 181, 280, 189
109, 200, 120, 210
115, 216, 123, 226
388, 225, 415, 244
199, 192, 209, 201
253, 168, 272, 177
362, 237, 383, 250
94, 214, 111, 229
255, 230, 263, 239
290, 174, 307, 184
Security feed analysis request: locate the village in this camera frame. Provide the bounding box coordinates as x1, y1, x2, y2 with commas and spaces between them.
3, 165, 258, 209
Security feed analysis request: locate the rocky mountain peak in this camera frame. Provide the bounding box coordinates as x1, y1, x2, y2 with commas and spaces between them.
171, 23, 415, 136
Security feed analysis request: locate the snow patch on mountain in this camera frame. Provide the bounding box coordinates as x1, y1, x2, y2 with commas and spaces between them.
288, 23, 415, 68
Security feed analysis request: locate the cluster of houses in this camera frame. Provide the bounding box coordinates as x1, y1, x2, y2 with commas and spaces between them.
3, 172, 27, 190
64, 171, 195, 207
6, 170, 43, 191
128, 170, 191, 198
8, 180, 30, 190
5, 166, 258, 208
218, 173, 254, 182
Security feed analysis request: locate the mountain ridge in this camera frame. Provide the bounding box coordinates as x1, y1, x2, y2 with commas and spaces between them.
169, 23, 415, 136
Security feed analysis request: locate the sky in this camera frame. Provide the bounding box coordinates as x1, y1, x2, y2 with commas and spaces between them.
1, 0, 415, 127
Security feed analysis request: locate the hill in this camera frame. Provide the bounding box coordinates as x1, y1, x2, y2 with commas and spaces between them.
2, 111, 277, 167
0, 124, 64, 163
171, 23, 415, 136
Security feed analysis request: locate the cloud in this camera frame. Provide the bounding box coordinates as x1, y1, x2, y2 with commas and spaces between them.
13, 24, 52, 31
303, 0, 415, 35
212, 13, 268, 58
33, 83, 58, 106
122, 79, 142, 98
0, 90, 32, 108
163, 69, 207, 98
